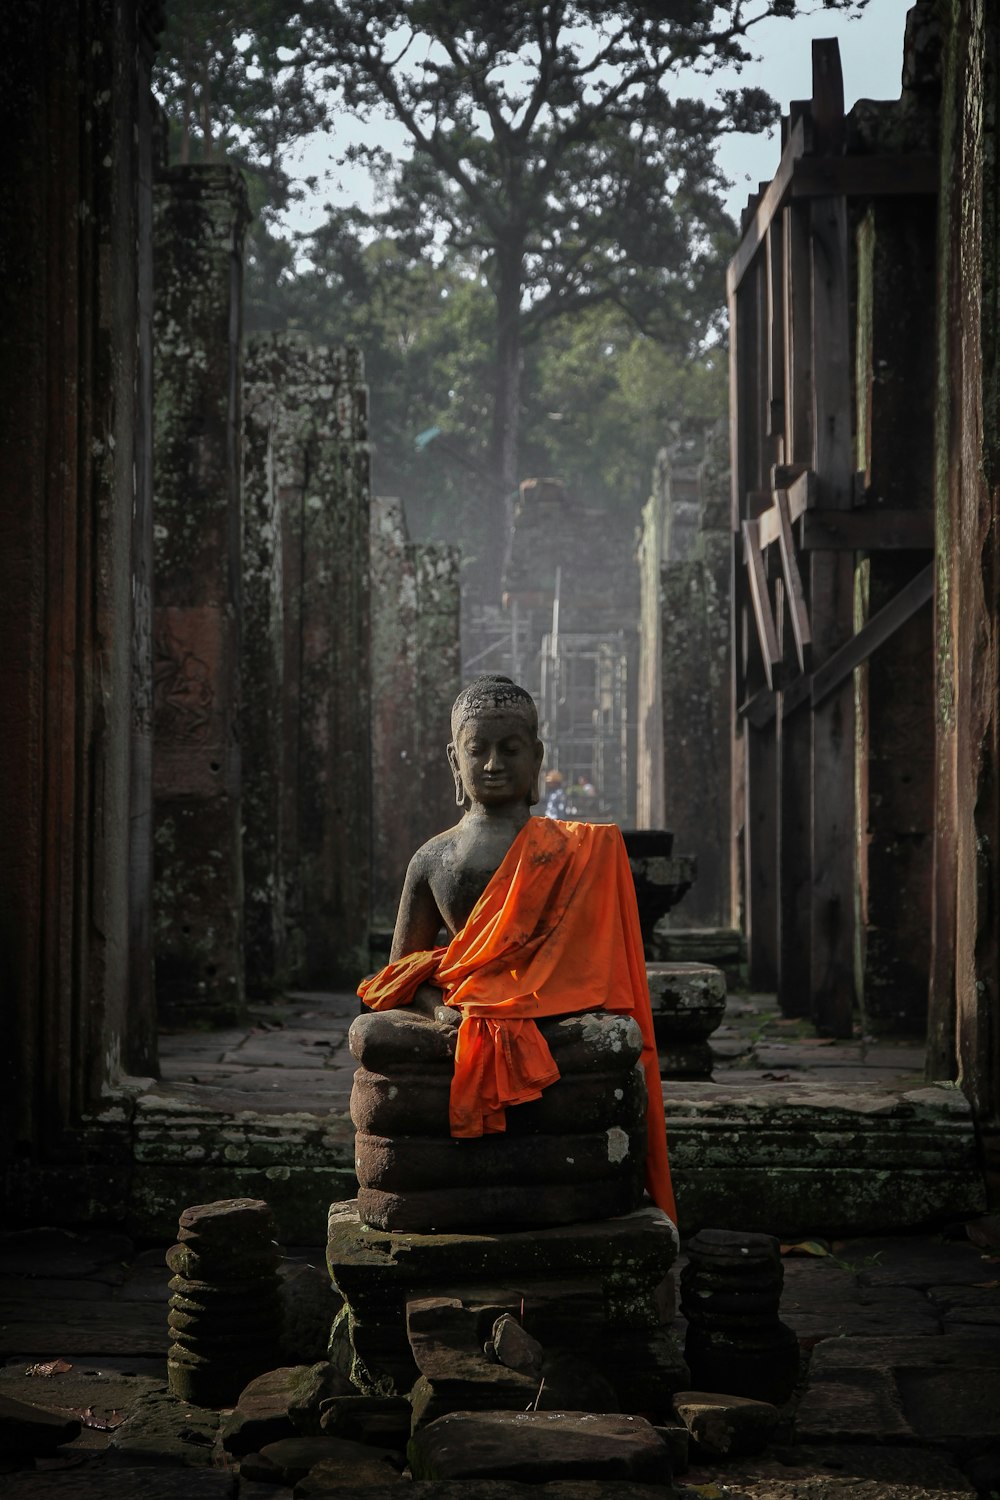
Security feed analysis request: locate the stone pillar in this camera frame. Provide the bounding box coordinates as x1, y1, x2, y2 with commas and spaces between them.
853, 199, 937, 1036
0, 0, 156, 1154
152, 165, 249, 1025
370, 497, 460, 927
413, 542, 462, 853
636, 461, 666, 831
243, 335, 372, 987
370, 497, 420, 926
241, 348, 288, 995
929, 0, 1000, 1192
657, 426, 732, 927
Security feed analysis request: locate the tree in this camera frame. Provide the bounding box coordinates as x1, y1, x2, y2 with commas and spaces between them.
301, 0, 867, 590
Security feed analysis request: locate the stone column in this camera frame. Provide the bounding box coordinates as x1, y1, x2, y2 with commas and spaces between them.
656, 425, 732, 928
370, 497, 420, 927
853, 199, 937, 1036
370, 502, 461, 928
413, 543, 462, 852
242, 335, 372, 987
241, 346, 287, 995
0, 0, 154, 1157
152, 165, 249, 1026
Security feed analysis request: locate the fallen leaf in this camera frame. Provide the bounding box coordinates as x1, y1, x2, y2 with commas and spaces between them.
780, 1240, 832, 1258
971, 1280, 1000, 1289
26, 1358, 72, 1377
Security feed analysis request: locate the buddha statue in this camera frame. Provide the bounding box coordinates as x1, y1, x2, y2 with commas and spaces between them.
351, 674, 675, 1233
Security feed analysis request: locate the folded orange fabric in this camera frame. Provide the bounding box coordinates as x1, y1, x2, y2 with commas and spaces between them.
358, 817, 676, 1223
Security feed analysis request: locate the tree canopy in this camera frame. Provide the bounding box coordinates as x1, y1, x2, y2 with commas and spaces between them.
155, 0, 869, 590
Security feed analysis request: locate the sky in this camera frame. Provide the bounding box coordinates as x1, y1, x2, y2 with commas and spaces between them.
278, 0, 914, 240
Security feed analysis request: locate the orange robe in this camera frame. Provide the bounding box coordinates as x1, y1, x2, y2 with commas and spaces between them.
358, 817, 676, 1224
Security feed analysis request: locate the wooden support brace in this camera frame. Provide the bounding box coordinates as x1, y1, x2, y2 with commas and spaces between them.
775, 489, 812, 671
743, 519, 783, 691
798, 509, 935, 551
811, 563, 933, 707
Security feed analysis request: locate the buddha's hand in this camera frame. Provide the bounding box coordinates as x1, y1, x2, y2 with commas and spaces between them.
410, 981, 460, 1027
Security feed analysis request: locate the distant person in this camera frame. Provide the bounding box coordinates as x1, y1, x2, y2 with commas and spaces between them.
544, 769, 569, 819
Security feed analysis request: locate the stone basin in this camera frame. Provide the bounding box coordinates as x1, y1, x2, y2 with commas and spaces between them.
621, 829, 696, 950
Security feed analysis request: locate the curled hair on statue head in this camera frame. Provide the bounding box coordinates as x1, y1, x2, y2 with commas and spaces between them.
450, 674, 539, 739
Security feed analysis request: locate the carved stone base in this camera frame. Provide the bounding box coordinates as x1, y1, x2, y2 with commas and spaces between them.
326, 1198, 683, 1417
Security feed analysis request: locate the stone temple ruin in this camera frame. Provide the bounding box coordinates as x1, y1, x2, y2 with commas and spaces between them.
2, 0, 1000, 1491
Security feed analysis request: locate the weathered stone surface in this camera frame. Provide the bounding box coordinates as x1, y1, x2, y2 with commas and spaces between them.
0, 1470, 243, 1498
0, 1393, 81, 1455
664, 1081, 985, 1235
349, 1010, 644, 1075
286, 1362, 354, 1435
369, 495, 461, 928
491, 1314, 543, 1376
220, 1365, 309, 1455
241, 1434, 400, 1486
152, 164, 249, 1028
408, 1410, 671, 1483
646, 963, 727, 1043
682, 1443, 975, 1499
672, 1390, 779, 1458
351, 1067, 646, 1139
798, 1333, 1000, 1447
357, 1177, 644, 1236
109, 1388, 220, 1465
293, 1452, 406, 1493
319, 1394, 412, 1448
165, 1241, 278, 1282
356, 1128, 645, 1194
177, 1198, 275, 1244
241, 336, 371, 990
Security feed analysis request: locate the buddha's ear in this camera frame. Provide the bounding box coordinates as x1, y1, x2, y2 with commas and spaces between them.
447, 742, 466, 808
529, 738, 544, 806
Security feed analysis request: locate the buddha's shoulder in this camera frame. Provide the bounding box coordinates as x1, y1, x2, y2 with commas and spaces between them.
405, 826, 461, 879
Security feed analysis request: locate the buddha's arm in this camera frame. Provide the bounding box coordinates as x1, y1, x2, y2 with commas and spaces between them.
390, 853, 458, 1024
390, 852, 445, 962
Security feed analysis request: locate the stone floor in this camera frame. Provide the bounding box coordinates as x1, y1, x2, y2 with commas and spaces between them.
2, 994, 988, 1494
1, 1218, 999, 1497
148, 987, 928, 1115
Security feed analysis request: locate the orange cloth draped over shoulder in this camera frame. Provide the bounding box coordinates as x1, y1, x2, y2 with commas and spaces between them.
357, 817, 676, 1224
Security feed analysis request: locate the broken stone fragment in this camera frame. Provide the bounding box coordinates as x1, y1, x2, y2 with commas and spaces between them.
408, 1409, 672, 1483
490, 1313, 544, 1375
318, 1393, 412, 1448
672, 1390, 779, 1457
0, 1392, 81, 1456
177, 1198, 276, 1246
286, 1361, 354, 1434
220, 1364, 317, 1455
240, 1433, 402, 1486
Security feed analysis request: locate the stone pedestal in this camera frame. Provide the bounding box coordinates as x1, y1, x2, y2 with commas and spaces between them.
647, 962, 727, 1079
350, 1009, 648, 1233
326, 1199, 684, 1420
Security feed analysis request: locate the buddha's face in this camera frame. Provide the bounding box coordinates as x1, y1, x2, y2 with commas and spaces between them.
448, 708, 543, 810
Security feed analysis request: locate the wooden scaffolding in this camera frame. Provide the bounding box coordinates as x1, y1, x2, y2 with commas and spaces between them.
729, 38, 938, 1036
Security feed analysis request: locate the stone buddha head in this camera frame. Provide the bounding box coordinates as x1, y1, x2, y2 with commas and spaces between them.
447, 674, 544, 813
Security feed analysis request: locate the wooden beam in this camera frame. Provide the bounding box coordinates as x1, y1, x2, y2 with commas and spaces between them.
766, 217, 786, 441
775, 489, 812, 671
798, 508, 935, 551
727, 117, 806, 297
811, 563, 933, 707
743, 519, 783, 691
739, 686, 777, 728
788, 469, 818, 520
790, 153, 938, 202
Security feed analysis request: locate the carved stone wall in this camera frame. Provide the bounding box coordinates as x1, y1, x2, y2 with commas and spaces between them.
152, 165, 249, 1025
370, 496, 461, 926
929, 0, 1000, 1192
242, 335, 372, 987
0, 0, 158, 1160
637, 429, 732, 925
